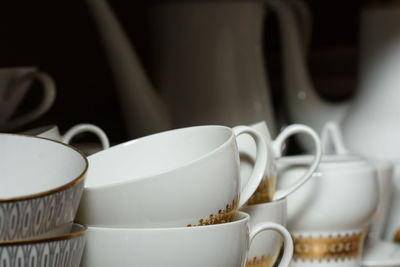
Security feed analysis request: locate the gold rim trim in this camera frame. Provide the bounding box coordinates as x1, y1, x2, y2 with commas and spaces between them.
246, 254, 277, 267
0, 133, 89, 202
293, 232, 366, 262
187, 195, 239, 227
0, 223, 87, 246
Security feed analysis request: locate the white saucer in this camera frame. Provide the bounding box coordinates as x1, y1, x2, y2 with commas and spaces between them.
362, 239, 400, 266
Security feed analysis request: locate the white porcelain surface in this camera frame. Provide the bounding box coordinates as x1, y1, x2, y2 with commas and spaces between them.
0, 134, 88, 241
0, 134, 87, 198
76, 125, 267, 227
362, 239, 400, 267
24, 123, 110, 151
241, 198, 287, 267
0, 67, 56, 131
81, 211, 293, 267
383, 163, 400, 243
276, 155, 378, 266
237, 121, 321, 204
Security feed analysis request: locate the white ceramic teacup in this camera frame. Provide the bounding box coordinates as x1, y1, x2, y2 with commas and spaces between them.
241, 198, 287, 267
23, 123, 110, 152
237, 121, 322, 204
0, 67, 56, 131
81, 211, 293, 267
76, 125, 268, 227
0, 133, 88, 241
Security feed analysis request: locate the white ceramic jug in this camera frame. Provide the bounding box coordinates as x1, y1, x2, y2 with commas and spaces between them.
85, 0, 310, 138
275, 0, 400, 160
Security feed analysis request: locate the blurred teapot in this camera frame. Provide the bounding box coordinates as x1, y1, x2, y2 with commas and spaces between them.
85, 0, 311, 138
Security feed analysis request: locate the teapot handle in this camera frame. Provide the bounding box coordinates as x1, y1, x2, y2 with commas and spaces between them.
320, 121, 350, 155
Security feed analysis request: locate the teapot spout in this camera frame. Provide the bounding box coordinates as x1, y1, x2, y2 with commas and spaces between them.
86, 0, 172, 138
266, 0, 351, 151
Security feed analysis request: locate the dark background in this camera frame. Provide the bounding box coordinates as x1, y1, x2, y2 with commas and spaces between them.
0, 0, 365, 144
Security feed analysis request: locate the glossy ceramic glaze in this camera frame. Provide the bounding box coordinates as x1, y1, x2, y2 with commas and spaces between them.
0, 134, 88, 241
76, 125, 267, 227
81, 211, 293, 267
237, 121, 321, 204
23, 123, 110, 150
241, 198, 287, 267
276, 155, 378, 266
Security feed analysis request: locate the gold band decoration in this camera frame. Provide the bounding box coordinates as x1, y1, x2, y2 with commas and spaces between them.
246, 254, 277, 267
393, 228, 400, 243
187, 195, 239, 227
247, 173, 277, 205
293, 232, 366, 262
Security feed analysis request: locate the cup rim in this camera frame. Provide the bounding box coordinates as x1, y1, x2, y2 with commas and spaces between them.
86, 125, 235, 189
0, 133, 88, 202
85, 211, 250, 232
0, 223, 87, 246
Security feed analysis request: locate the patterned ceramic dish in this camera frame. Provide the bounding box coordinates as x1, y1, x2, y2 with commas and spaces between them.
0, 223, 87, 267
0, 133, 88, 241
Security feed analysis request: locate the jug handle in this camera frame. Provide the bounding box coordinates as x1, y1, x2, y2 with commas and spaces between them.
320, 121, 350, 155
3, 71, 56, 131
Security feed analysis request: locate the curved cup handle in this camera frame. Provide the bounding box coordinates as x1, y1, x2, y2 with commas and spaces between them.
249, 222, 293, 267
320, 121, 349, 155
4, 71, 56, 131
62, 123, 110, 150
233, 126, 268, 208
272, 124, 322, 200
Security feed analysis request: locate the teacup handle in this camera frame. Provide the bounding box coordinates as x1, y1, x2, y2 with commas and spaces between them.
320, 121, 349, 155
249, 222, 293, 267
4, 71, 56, 131
272, 124, 322, 200
62, 123, 110, 149
233, 126, 268, 207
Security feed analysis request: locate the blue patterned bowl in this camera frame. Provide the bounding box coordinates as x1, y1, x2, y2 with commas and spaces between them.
0, 134, 88, 241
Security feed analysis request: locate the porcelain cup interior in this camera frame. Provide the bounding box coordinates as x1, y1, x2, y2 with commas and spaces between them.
0, 134, 87, 198
0, 133, 88, 241
240, 198, 287, 267
276, 154, 378, 265
76, 125, 267, 228
81, 211, 293, 267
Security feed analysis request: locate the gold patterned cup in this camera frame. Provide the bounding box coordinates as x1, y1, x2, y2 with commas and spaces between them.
81, 211, 293, 267
237, 121, 322, 204
0, 134, 88, 241
0, 223, 87, 267
76, 125, 268, 228
240, 198, 287, 267
276, 155, 378, 266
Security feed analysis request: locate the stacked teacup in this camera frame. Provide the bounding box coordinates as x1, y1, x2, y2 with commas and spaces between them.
0, 133, 88, 266
76, 125, 295, 266
237, 121, 323, 267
